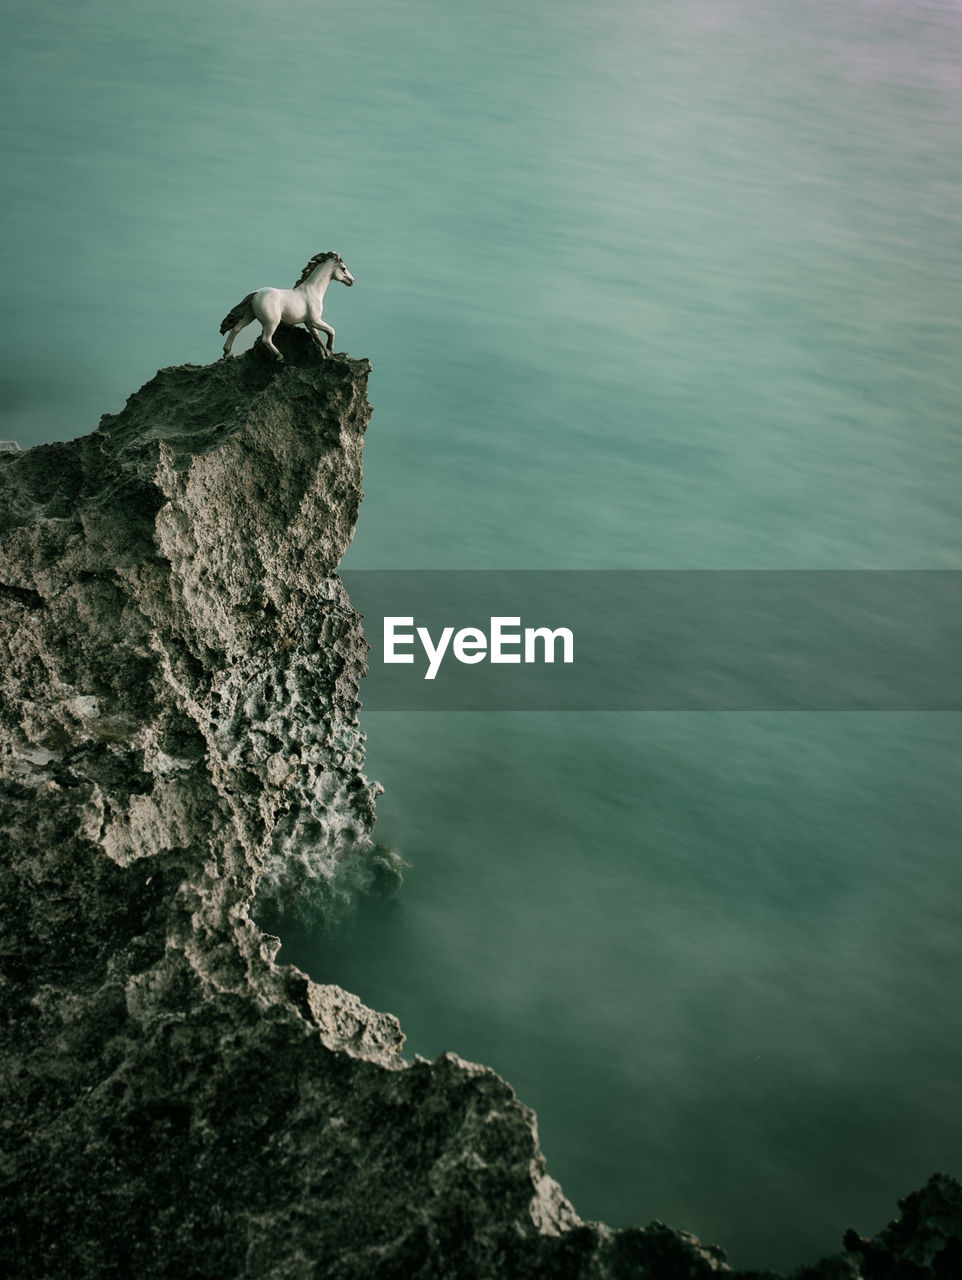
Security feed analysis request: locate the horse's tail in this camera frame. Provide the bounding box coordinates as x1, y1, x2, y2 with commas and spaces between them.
219, 292, 256, 335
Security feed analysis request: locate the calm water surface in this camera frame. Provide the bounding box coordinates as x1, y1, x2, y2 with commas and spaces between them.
4, 1, 962, 1269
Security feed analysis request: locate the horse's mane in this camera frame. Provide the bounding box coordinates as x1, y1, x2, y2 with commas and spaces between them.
292, 251, 341, 289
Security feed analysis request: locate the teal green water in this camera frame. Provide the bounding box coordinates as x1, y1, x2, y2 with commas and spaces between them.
4, 1, 962, 1269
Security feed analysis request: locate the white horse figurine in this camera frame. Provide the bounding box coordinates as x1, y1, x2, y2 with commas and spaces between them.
219, 251, 355, 362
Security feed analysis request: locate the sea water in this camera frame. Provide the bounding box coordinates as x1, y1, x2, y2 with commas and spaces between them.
4, 0, 962, 1269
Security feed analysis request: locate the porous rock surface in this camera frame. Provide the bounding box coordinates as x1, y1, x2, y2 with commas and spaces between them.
1, 327, 959, 1278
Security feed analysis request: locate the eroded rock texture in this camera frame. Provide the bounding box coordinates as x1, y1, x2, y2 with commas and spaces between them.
1, 328, 959, 1278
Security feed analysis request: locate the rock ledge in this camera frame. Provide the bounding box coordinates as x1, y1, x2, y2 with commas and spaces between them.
1, 329, 959, 1278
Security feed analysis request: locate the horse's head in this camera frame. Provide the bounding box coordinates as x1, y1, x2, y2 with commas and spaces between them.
292, 251, 356, 289
332, 254, 355, 287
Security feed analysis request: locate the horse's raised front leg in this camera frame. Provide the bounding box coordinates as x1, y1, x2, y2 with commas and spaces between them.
312, 320, 335, 354
307, 326, 329, 358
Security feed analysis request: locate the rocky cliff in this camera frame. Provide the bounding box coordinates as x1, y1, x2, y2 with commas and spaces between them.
1, 327, 959, 1279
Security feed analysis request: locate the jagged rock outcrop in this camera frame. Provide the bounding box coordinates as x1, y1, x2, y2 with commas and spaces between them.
1, 327, 959, 1278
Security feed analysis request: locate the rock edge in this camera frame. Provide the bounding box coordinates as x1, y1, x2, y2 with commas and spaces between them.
1, 328, 959, 1278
